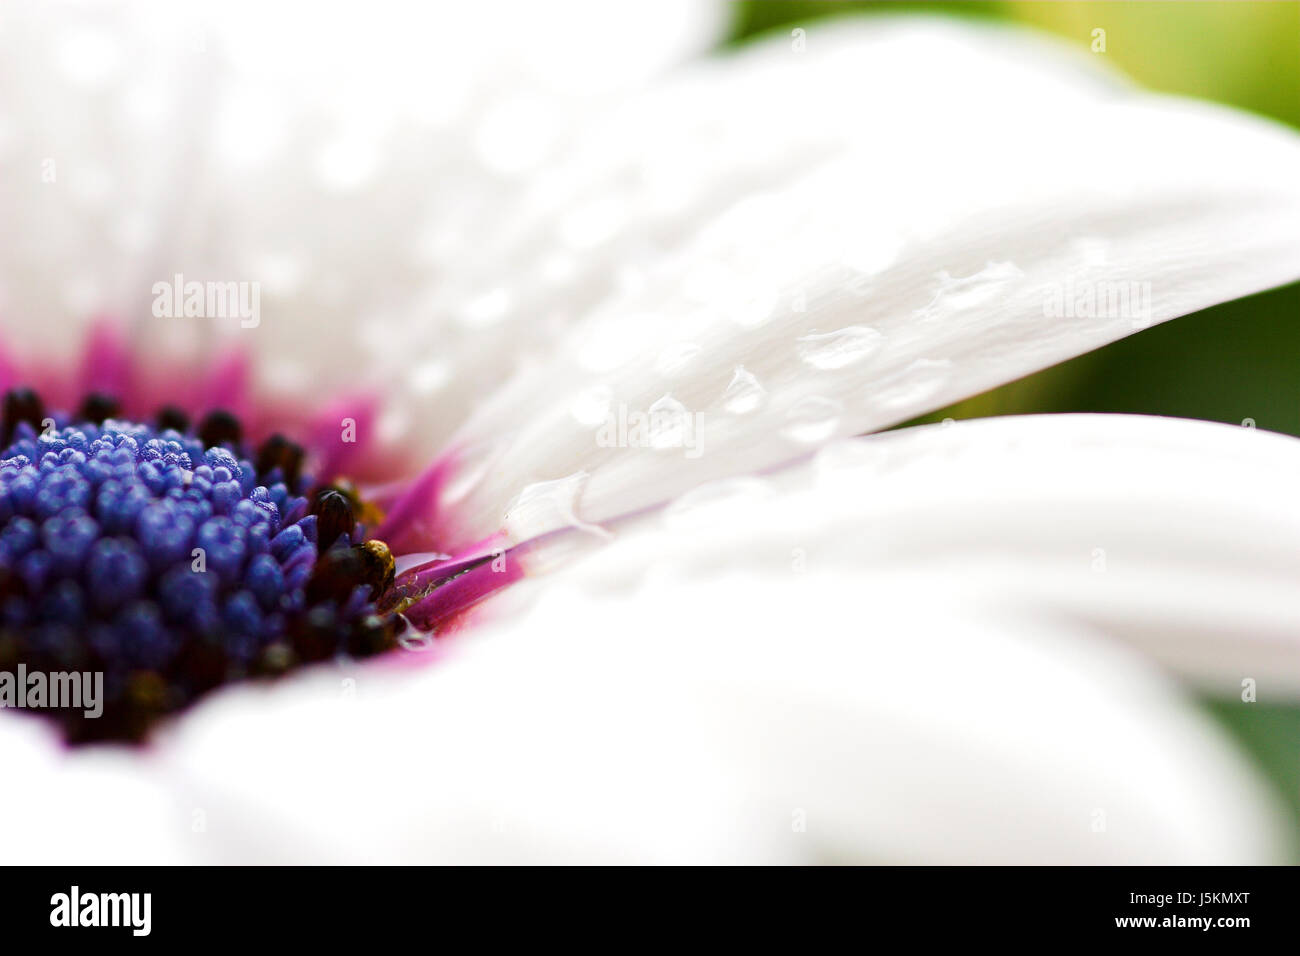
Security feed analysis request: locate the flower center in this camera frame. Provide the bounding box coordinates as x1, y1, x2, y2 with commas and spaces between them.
0, 388, 401, 743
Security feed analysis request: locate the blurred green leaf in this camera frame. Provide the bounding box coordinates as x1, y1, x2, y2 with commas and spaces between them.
1204, 696, 1300, 856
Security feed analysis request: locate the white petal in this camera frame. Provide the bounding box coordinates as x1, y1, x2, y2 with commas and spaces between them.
0, 716, 186, 864
0, 0, 720, 448
429, 18, 1300, 548
536, 413, 1300, 695
159, 571, 1287, 863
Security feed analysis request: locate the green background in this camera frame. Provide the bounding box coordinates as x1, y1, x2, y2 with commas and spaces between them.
731, 2, 1300, 853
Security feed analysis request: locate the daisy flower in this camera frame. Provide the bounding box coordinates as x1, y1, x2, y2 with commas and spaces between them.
2, 1, 1299, 863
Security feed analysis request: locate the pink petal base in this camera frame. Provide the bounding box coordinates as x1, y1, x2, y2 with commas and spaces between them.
402, 547, 525, 633
5, 321, 412, 484
4, 320, 529, 660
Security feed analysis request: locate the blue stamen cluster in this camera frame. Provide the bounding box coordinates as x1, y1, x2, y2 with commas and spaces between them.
0, 394, 398, 742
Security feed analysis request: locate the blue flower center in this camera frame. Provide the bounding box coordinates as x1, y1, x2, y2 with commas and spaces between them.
0, 389, 399, 743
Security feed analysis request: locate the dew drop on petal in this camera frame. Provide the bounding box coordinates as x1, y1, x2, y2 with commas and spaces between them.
797, 325, 884, 370
409, 359, 451, 396
458, 287, 512, 328
721, 365, 766, 415
393, 552, 453, 577
647, 394, 693, 451
505, 472, 610, 541
780, 395, 843, 444
396, 614, 438, 652
917, 261, 1024, 320
570, 384, 613, 428
654, 341, 702, 376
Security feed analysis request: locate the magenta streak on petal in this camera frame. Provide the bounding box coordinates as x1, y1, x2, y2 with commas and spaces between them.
309, 393, 379, 483
78, 320, 133, 398
401, 547, 525, 632
393, 533, 510, 594
196, 349, 250, 418
0, 340, 16, 391
374, 454, 455, 553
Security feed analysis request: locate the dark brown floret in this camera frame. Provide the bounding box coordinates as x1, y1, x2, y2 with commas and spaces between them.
2, 387, 45, 444
347, 613, 399, 658
289, 605, 344, 663
255, 433, 305, 488
304, 547, 362, 605
197, 408, 242, 449
311, 488, 356, 554
156, 405, 190, 433
77, 392, 121, 425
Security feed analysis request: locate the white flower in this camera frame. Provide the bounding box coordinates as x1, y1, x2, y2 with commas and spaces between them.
1, 2, 1299, 863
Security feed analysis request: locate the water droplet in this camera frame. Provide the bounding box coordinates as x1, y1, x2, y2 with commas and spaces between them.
394, 552, 453, 577
505, 472, 610, 540
397, 615, 437, 652
647, 394, 694, 451
655, 342, 702, 376
409, 359, 451, 396
797, 326, 883, 370
722, 366, 766, 415
781, 396, 843, 444
917, 261, 1023, 320
570, 385, 613, 427
458, 288, 512, 328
